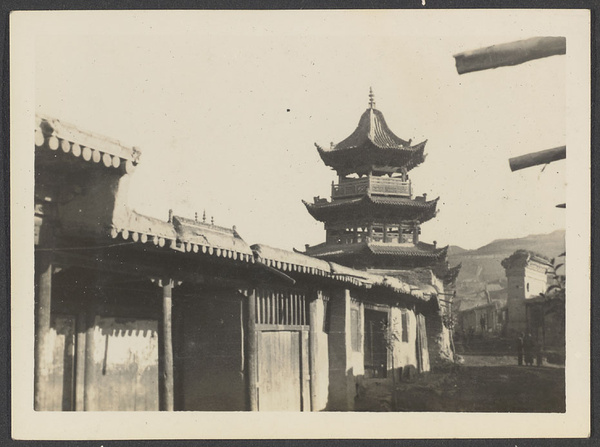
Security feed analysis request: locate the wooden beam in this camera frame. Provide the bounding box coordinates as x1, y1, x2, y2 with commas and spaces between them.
246, 289, 258, 411
509, 146, 566, 172
454, 36, 566, 75
159, 279, 175, 411
255, 261, 296, 285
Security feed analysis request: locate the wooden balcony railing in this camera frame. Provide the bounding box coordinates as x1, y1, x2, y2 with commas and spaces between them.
331, 177, 411, 199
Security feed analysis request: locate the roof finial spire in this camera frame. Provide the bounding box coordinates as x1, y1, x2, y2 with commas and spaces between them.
368, 87, 376, 109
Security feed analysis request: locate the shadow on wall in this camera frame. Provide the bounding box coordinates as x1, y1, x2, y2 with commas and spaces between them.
324, 366, 358, 411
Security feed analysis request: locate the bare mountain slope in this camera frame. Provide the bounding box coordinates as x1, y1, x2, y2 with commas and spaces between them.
449, 229, 565, 285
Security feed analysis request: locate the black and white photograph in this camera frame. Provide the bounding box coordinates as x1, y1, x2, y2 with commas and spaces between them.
10, 8, 590, 439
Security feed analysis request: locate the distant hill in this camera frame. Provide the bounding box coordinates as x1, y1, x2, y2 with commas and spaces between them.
449, 229, 565, 286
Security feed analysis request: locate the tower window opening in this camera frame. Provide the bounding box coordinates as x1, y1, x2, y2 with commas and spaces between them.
385, 225, 399, 243
356, 226, 364, 243
401, 226, 413, 243
372, 225, 384, 242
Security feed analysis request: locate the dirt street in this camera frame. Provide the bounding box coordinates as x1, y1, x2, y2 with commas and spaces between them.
355, 355, 565, 412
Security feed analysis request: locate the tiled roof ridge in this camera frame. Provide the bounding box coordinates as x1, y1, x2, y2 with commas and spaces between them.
172, 214, 240, 237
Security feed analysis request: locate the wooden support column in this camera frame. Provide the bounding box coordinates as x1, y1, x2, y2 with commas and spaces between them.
413, 223, 420, 244
34, 251, 52, 411
308, 292, 319, 411
301, 329, 311, 411
246, 288, 258, 411
83, 308, 96, 411
74, 311, 86, 411
159, 278, 175, 411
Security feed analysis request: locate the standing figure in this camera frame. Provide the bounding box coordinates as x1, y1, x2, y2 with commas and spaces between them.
517, 332, 525, 366
524, 333, 534, 366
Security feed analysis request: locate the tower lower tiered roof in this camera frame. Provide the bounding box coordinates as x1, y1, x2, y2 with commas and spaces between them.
302, 240, 448, 269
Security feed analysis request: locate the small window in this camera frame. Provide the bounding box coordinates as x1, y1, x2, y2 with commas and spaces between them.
526, 283, 530, 292
401, 311, 409, 342
255, 289, 307, 326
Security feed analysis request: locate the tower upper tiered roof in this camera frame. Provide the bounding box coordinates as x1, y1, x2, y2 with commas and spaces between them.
315, 89, 427, 176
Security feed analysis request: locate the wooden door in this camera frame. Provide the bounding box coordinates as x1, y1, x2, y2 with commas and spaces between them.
364, 309, 388, 379
257, 330, 302, 411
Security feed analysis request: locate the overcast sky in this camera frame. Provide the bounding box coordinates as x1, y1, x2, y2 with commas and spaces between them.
34, 10, 569, 250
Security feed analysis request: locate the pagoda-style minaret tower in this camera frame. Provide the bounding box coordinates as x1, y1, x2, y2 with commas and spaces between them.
303, 89, 448, 271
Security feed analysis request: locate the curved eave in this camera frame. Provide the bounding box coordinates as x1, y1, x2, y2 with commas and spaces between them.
303, 241, 448, 263
442, 262, 463, 285
303, 196, 439, 223
316, 140, 427, 174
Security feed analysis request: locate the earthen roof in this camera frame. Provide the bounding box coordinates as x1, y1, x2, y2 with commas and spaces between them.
110, 212, 255, 262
